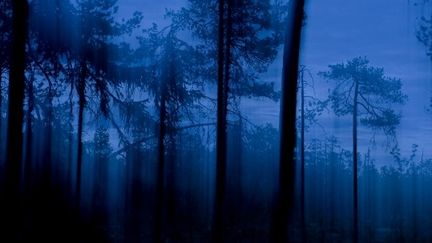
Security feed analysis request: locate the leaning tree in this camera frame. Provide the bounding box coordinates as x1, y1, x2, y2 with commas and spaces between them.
320, 56, 407, 241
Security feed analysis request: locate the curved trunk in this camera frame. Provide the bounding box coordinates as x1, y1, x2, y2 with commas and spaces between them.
271, 0, 305, 242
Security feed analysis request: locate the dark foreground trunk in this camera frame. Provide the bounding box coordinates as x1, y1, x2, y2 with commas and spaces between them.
0, 72, 2, 154
270, 0, 305, 242
2, 0, 29, 240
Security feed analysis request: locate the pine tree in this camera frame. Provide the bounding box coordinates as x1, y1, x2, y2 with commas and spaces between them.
320, 57, 407, 241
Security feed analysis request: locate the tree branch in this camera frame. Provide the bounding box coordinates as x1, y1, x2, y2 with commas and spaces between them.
110, 122, 216, 158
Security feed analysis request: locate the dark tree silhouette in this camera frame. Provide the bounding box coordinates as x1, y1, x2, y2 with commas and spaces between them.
214, 0, 227, 241
171, 1, 285, 240
153, 38, 177, 243
320, 57, 406, 242
130, 22, 207, 240
91, 127, 112, 225
71, 0, 142, 206
0, 0, 12, 149
28, 0, 78, 191
2, 0, 29, 240
271, 0, 304, 242
24, 67, 36, 190
173, 0, 284, 101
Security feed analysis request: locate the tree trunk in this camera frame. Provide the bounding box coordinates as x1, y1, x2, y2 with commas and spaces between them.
25, 71, 34, 191
68, 81, 74, 191
214, 0, 233, 238
165, 134, 177, 226
92, 143, 108, 228
46, 79, 53, 163
155, 84, 167, 243
213, 0, 227, 241
271, 0, 304, 242
3, 0, 28, 239
0, 70, 3, 152
353, 81, 359, 242
76, 62, 86, 208
165, 48, 178, 228
41, 74, 53, 189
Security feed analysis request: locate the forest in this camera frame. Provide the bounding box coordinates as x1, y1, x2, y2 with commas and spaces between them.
0, 0, 432, 242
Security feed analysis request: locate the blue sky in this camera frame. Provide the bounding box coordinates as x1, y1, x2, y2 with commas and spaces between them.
301, 0, 432, 163
115, 0, 432, 164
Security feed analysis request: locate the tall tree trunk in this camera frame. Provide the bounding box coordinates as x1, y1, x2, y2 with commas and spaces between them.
300, 67, 306, 240
68, 81, 74, 191
0, 71, 3, 159
3, 0, 29, 239
353, 81, 359, 242
165, 49, 178, 227
271, 0, 304, 242
213, 0, 228, 241
25, 71, 34, 191
166, 133, 177, 226
76, 62, 86, 208
46, 80, 53, 158
92, 138, 108, 228
155, 85, 167, 243
42, 74, 53, 187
